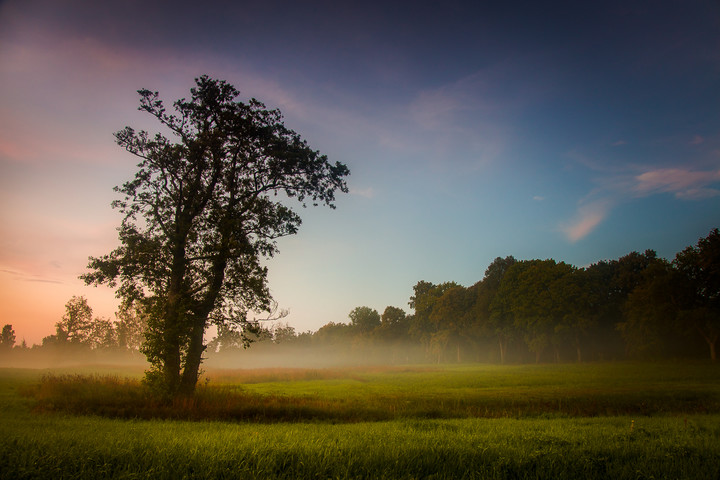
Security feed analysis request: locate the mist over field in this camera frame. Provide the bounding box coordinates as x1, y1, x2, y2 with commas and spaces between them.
0, 338, 433, 371
205, 341, 429, 370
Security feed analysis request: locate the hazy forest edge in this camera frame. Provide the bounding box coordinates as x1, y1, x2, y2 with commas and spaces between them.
3, 227, 720, 370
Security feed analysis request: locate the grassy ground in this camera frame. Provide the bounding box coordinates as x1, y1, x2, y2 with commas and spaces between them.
2, 362, 720, 479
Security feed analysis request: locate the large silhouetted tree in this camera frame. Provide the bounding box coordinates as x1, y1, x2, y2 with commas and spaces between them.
83, 76, 349, 395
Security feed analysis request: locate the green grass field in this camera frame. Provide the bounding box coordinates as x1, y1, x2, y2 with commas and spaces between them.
2, 362, 720, 479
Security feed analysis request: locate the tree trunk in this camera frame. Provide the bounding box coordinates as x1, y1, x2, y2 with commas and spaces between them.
575, 334, 582, 363
498, 337, 507, 365
177, 242, 228, 395
456, 343, 461, 363
161, 290, 185, 394
160, 233, 189, 395
162, 337, 181, 394
180, 319, 207, 395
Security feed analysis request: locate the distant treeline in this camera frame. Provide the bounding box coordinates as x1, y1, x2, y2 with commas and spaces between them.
3, 228, 719, 366
0, 297, 146, 361
211, 228, 720, 365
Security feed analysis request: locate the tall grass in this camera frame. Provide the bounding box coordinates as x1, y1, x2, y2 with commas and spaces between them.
21, 362, 720, 422
2, 408, 720, 479
4, 363, 720, 479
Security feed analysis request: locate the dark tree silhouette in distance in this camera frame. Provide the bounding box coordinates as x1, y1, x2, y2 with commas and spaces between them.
83, 76, 349, 395
0, 324, 15, 350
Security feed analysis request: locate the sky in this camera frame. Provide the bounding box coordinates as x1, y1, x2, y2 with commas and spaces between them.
1, 0, 719, 345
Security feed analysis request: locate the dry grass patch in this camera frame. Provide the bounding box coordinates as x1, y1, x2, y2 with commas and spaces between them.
19, 363, 720, 423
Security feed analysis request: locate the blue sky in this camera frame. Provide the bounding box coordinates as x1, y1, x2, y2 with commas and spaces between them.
1, 0, 719, 343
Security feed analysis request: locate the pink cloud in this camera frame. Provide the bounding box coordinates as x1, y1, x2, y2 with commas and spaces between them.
634, 168, 720, 199
559, 164, 720, 243
560, 201, 611, 243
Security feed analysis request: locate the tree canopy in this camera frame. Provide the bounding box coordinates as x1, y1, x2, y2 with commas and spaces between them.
83, 76, 349, 394
348, 306, 381, 333
0, 325, 15, 350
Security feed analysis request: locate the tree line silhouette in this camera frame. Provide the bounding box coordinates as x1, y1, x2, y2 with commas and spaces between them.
360, 228, 719, 363
210, 227, 720, 364
4, 228, 718, 365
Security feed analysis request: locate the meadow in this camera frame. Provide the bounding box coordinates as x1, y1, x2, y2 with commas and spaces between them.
2, 362, 720, 479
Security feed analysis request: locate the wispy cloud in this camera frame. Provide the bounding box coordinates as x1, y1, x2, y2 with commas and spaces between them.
633, 168, 720, 199
407, 62, 542, 132
561, 165, 720, 242
24, 277, 63, 284
560, 200, 612, 243
0, 267, 62, 284
399, 59, 557, 171
350, 187, 375, 199
409, 88, 468, 131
